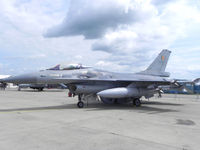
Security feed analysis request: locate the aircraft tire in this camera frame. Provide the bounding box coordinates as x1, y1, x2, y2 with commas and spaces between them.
38, 88, 44, 91
134, 98, 141, 107
77, 101, 84, 108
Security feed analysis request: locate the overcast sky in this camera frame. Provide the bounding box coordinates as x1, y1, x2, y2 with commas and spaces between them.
0, 0, 199, 79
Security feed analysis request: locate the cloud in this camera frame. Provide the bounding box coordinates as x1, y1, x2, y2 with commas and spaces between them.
95, 60, 131, 72
151, 0, 175, 6
90, 0, 200, 78
91, 24, 171, 54
44, 0, 156, 39
92, 0, 200, 54
74, 55, 83, 59
0, 63, 2, 70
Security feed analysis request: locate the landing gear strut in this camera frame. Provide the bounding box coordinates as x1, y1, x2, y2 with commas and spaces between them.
77, 94, 84, 108
133, 98, 141, 107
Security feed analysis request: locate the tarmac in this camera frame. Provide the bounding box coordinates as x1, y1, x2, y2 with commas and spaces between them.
0, 89, 200, 150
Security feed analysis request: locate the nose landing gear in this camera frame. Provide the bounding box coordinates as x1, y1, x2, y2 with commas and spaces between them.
77, 101, 84, 108
77, 94, 84, 108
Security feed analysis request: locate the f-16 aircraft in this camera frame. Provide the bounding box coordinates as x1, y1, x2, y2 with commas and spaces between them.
0, 75, 10, 90
1, 49, 175, 108
0, 82, 7, 90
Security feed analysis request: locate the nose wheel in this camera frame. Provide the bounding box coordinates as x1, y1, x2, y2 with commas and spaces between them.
77, 94, 84, 108
77, 101, 84, 108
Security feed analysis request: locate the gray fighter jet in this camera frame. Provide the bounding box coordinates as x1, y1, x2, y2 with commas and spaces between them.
1, 49, 174, 108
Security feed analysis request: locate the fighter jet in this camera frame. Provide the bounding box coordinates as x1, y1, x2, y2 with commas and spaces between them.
0, 49, 180, 108
0, 75, 10, 90
0, 82, 7, 90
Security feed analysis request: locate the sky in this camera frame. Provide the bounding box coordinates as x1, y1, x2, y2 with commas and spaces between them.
0, 0, 199, 79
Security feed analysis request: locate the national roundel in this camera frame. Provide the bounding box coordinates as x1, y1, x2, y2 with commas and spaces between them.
161, 56, 165, 61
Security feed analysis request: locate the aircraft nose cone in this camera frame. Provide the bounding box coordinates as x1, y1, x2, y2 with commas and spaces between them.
2, 73, 37, 84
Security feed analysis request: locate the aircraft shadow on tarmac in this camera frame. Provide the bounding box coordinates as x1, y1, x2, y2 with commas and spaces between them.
84, 101, 182, 114
141, 101, 183, 106
0, 101, 182, 114
17, 89, 65, 92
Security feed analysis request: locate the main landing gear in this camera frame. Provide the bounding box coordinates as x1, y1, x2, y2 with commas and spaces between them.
37, 87, 44, 91
133, 98, 141, 107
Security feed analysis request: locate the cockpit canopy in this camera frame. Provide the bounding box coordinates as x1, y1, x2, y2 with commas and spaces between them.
47, 63, 90, 70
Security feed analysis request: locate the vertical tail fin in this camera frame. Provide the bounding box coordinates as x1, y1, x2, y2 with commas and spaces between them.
138, 49, 171, 77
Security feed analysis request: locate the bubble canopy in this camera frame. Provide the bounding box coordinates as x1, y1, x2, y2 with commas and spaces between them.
47, 63, 91, 70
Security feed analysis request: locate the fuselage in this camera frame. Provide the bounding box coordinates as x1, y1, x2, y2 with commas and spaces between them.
2, 68, 169, 85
